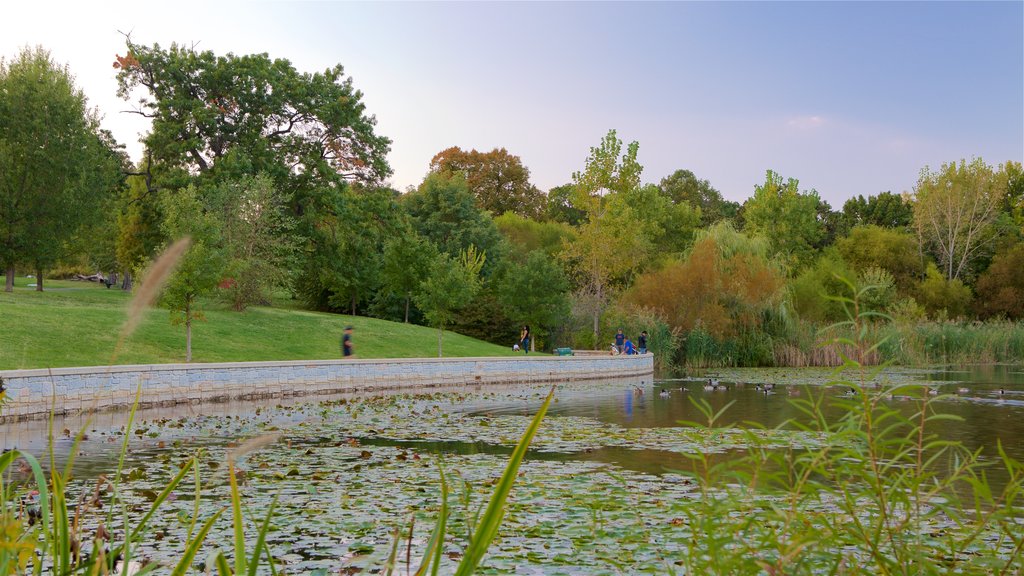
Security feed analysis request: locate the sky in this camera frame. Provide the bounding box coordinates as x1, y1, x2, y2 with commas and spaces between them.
2, 1, 1021, 206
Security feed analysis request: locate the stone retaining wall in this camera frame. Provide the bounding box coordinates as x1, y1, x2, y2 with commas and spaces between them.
0, 354, 653, 421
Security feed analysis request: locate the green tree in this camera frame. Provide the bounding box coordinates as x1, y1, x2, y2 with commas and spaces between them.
494, 212, 576, 261
545, 183, 586, 226
159, 186, 226, 362
912, 158, 1010, 282
790, 250, 857, 323
207, 174, 297, 311
916, 263, 972, 318
497, 251, 571, 351
561, 129, 649, 347
429, 147, 545, 218
841, 191, 913, 230
381, 232, 439, 323
742, 170, 824, 273
836, 225, 924, 294
0, 47, 124, 291
403, 172, 506, 273
623, 183, 701, 260
658, 169, 739, 226
116, 165, 166, 290
114, 40, 392, 305
415, 246, 486, 357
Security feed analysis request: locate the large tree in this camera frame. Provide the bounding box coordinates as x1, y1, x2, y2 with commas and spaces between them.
912, 158, 1010, 282
381, 231, 438, 323
742, 170, 824, 273
114, 40, 391, 304
496, 250, 571, 351
658, 169, 739, 226
561, 129, 649, 347
430, 147, 545, 218
403, 172, 506, 274
0, 47, 124, 291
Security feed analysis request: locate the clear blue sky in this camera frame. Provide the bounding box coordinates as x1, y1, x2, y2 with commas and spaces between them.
3, 1, 1021, 205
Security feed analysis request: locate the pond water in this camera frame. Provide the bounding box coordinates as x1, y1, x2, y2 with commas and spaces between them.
3, 365, 1023, 573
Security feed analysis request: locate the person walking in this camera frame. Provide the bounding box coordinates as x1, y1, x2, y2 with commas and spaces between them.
638, 331, 648, 355
520, 325, 531, 354
341, 326, 354, 358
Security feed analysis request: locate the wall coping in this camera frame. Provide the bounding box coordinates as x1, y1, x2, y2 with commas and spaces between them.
0, 353, 644, 378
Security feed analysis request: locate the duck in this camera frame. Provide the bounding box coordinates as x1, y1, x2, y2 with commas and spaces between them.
957, 387, 969, 394
787, 387, 801, 396
659, 389, 670, 398
703, 380, 716, 391
927, 387, 939, 396
997, 388, 1006, 396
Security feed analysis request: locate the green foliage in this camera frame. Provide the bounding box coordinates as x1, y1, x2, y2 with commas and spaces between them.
415, 246, 486, 357
208, 174, 298, 311
404, 172, 506, 275
790, 250, 857, 323
841, 191, 913, 230
604, 306, 680, 372
856, 266, 897, 314
545, 183, 586, 226
975, 241, 1024, 319
837, 224, 923, 293
493, 212, 576, 262
742, 170, 824, 273
158, 186, 227, 361
622, 183, 701, 260
916, 262, 973, 319
381, 231, 439, 323
657, 168, 738, 226
496, 251, 571, 350
0, 46, 124, 290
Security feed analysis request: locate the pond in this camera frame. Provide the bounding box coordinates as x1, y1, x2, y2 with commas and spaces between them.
4, 365, 1023, 574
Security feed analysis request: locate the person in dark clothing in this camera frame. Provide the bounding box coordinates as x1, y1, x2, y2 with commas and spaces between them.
520, 325, 531, 354
614, 329, 625, 354
341, 326, 354, 357
638, 331, 648, 355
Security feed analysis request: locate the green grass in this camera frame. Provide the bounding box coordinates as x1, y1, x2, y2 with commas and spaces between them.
0, 276, 517, 370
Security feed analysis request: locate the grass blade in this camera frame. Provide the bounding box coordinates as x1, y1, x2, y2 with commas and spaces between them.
454, 386, 554, 576
169, 508, 225, 576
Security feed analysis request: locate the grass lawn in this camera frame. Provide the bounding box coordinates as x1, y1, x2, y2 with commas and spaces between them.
0, 276, 518, 370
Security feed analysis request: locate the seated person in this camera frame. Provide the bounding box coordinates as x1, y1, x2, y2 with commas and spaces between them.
624, 339, 637, 355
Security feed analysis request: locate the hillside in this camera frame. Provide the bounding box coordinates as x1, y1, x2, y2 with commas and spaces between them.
0, 277, 517, 370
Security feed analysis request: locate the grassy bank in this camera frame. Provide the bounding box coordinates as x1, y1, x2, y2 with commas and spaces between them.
0, 276, 516, 370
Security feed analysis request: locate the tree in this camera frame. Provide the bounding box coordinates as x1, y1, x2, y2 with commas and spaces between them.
0, 47, 124, 291
841, 191, 913, 230
415, 247, 485, 357
622, 183, 701, 259
836, 225, 924, 294
159, 186, 225, 362
658, 169, 739, 226
742, 170, 824, 273
545, 184, 586, 226
494, 212, 576, 262
916, 263, 972, 318
403, 172, 506, 274
496, 251, 571, 351
561, 130, 649, 347
429, 147, 545, 218
381, 232, 438, 323
912, 158, 1010, 282
114, 40, 392, 305
207, 174, 297, 311
975, 242, 1024, 319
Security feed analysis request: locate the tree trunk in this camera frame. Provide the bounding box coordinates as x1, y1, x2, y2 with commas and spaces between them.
121, 271, 133, 291
185, 300, 193, 363
4, 265, 13, 292
351, 294, 356, 316
404, 294, 410, 323
592, 309, 600, 351
35, 265, 43, 292
437, 325, 443, 358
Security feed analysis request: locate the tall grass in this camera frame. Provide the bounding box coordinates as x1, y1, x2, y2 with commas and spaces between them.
668, 285, 1024, 573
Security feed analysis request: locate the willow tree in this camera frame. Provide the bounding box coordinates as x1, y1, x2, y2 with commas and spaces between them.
561, 130, 650, 348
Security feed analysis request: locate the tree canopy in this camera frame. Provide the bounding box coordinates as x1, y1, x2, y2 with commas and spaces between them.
430, 146, 545, 219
